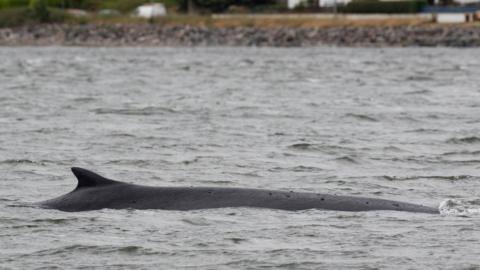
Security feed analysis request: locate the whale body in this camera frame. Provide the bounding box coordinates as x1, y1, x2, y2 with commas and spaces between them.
37, 167, 439, 214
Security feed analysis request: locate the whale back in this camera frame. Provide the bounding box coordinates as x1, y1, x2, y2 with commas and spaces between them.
36, 167, 438, 214
71, 167, 120, 189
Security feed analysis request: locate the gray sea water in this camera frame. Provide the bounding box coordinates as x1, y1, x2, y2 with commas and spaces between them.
1, 47, 480, 269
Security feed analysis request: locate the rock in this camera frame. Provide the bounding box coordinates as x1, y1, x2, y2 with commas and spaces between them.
1, 23, 480, 47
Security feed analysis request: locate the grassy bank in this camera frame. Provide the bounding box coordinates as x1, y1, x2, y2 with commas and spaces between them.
0, 10, 434, 28
175, 15, 435, 27
0, 7, 71, 27
9, 5, 480, 29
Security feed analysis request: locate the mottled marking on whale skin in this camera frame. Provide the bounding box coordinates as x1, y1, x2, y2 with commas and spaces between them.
36, 167, 439, 214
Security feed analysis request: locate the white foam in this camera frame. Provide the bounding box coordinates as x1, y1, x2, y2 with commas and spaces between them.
439, 199, 480, 216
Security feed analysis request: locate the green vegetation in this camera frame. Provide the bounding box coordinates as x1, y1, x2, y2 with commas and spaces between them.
30, 0, 50, 21
0, 0, 76, 27
0, 7, 30, 27
0, 0, 62, 10
0, 0, 283, 28
0, 0, 433, 28
0, 0, 157, 11
180, 0, 277, 13
0, 0, 28, 9
0, 0, 279, 13
340, 0, 427, 14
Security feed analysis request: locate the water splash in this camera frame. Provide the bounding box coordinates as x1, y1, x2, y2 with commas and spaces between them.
439, 199, 480, 216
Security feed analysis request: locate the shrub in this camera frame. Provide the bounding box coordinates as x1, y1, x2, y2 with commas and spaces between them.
48, 7, 69, 21
340, 0, 427, 13
45, 0, 67, 7
0, 0, 29, 9
0, 7, 30, 27
29, 0, 50, 21
177, 0, 277, 13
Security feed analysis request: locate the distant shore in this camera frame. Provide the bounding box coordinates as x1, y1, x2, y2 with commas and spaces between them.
1, 23, 480, 47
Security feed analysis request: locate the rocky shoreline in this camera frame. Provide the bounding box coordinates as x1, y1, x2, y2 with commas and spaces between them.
1, 23, 480, 47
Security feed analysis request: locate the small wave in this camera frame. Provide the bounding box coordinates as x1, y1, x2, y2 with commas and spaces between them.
31, 218, 72, 225
201, 180, 234, 184
288, 143, 354, 153
288, 143, 312, 150
405, 75, 434, 81
240, 59, 255, 65
225, 237, 248, 244
0, 159, 37, 165
72, 97, 96, 103
292, 165, 324, 172
404, 89, 433, 95
181, 217, 211, 226
397, 115, 421, 122
270, 165, 323, 172
442, 150, 480, 156
181, 158, 200, 165
228, 171, 261, 178
344, 113, 379, 122
105, 159, 153, 166
333, 156, 359, 164
108, 133, 136, 138
93, 106, 177, 116
117, 246, 143, 253
0, 159, 64, 166
28, 245, 158, 257
269, 132, 286, 136
0, 97, 12, 102
31, 128, 69, 134
445, 159, 480, 165
439, 199, 480, 216
406, 128, 442, 133
447, 136, 480, 144
382, 146, 407, 152
6, 202, 41, 209
382, 175, 472, 181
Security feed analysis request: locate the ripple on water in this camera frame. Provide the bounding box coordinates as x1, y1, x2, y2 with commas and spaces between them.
405, 75, 434, 81
92, 106, 178, 116
0, 159, 71, 166
343, 113, 379, 122
404, 89, 433, 95
332, 156, 360, 164
381, 175, 473, 182
25, 245, 161, 257
1, 47, 480, 269
288, 143, 355, 153
442, 150, 480, 156
405, 128, 443, 133
446, 136, 480, 144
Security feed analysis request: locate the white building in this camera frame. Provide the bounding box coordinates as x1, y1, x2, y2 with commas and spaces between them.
134, 3, 167, 18
287, 0, 352, 8
287, 0, 303, 8
448, 0, 480, 3
318, 0, 352, 7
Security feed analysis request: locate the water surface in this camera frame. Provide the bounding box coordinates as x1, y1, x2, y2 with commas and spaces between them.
1, 47, 480, 269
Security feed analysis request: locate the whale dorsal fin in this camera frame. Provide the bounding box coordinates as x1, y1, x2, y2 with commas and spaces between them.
71, 167, 119, 189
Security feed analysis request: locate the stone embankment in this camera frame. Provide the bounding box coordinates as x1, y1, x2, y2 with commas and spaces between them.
1, 23, 479, 47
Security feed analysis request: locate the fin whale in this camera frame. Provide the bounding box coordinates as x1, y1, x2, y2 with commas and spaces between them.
36, 167, 439, 214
